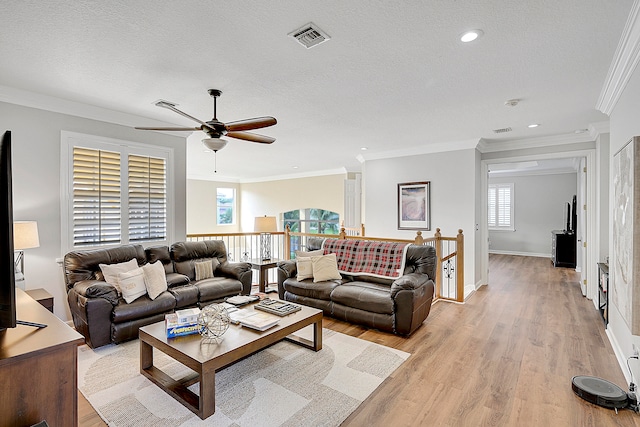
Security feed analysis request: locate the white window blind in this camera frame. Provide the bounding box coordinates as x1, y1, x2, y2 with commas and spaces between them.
488, 183, 514, 230
72, 147, 121, 246
63, 132, 172, 251
128, 154, 167, 241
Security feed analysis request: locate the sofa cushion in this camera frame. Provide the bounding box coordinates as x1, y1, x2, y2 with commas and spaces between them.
282, 277, 341, 301
118, 267, 148, 303
142, 261, 168, 300
166, 272, 190, 287
167, 284, 199, 308
112, 292, 176, 324
145, 245, 174, 275
64, 244, 146, 289
312, 253, 342, 282
330, 281, 394, 315
196, 277, 242, 303
99, 258, 139, 293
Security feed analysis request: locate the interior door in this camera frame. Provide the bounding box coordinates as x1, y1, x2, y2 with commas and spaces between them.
579, 157, 588, 295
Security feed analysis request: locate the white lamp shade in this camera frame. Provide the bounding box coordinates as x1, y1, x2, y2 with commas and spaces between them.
254, 216, 277, 232
14, 221, 40, 250
202, 138, 228, 152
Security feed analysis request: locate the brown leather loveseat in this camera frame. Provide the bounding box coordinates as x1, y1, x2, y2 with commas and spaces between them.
64, 240, 252, 348
277, 237, 436, 336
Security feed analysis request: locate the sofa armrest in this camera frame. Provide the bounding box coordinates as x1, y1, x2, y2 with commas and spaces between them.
277, 260, 297, 279
73, 280, 119, 305
217, 261, 252, 295
67, 287, 116, 348
277, 261, 297, 299
390, 273, 430, 296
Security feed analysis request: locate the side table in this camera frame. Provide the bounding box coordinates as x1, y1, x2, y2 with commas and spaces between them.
26, 288, 54, 313
248, 258, 283, 293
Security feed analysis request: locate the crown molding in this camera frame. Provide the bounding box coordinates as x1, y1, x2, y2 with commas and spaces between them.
358, 138, 481, 162
0, 84, 181, 129
589, 121, 610, 139
478, 132, 594, 153
596, 0, 640, 115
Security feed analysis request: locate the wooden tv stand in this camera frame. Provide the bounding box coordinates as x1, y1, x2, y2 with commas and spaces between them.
0, 288, 84, 426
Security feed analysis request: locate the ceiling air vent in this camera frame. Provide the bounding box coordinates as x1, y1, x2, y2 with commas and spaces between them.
289, 22, 330, 49
493, 127, 512, 134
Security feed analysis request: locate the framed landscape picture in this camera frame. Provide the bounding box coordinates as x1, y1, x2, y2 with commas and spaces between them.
612, 136, 640, 334
398, 181, 430, 230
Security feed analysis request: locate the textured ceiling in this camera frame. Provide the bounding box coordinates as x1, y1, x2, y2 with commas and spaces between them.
0, 1, 633, 181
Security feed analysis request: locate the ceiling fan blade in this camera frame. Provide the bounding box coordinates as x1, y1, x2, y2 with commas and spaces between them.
227, 131, 275, 144
154, 100, 216, 133
225, 116, 277, 132
135, 126, 203, 131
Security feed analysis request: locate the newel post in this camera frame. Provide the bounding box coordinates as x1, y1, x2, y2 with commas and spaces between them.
413, 231, 424, 245
434, 228, 442, 300
456, 229, 464, 302
339, 227, 347, 239
284, 224, 291, 260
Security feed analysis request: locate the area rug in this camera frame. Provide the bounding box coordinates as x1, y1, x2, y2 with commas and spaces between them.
78, 328, 409, 427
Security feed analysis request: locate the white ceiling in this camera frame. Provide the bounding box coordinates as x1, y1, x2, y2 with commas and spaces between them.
0, 1, 633, 181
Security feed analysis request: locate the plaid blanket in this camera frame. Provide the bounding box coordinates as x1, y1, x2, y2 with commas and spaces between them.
322, 239, 409, 279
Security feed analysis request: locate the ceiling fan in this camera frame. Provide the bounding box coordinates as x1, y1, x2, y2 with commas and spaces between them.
135, 88, 277, 152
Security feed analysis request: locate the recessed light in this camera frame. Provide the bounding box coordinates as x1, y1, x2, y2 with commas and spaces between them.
293, 166, 299, 169
460, 29, 483, 43
528, 123, 539, 128
360, 147, 368, 151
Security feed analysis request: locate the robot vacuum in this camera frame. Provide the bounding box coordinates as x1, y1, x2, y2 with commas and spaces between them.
571, 375, 630, 410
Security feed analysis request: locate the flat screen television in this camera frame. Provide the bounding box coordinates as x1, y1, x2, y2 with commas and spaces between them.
0, 130, 16, 332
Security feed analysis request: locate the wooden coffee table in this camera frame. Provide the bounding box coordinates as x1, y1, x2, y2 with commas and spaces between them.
139, 304, 322, 419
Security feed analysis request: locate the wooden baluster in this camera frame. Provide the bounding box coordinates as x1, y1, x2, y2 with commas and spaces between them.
456, 229, 464, 303
434, 228, 442, 300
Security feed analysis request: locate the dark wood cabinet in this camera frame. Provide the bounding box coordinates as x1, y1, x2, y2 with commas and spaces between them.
551, 230, 576, 268
0, 288, 84, 426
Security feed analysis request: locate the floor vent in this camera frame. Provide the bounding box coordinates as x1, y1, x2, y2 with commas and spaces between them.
289, 22, 330, 49
493, 127, 512, 134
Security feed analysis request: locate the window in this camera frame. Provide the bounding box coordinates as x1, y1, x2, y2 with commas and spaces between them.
283, 208, 340, 257
488, 183, 514, 230
216, 188, 235, 225
62, 132, 172, 250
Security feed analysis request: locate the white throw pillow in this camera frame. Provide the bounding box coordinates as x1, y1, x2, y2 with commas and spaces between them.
296, 257, 314, 281
312, 253, 342, 282
118, 267, 147, 303
142, 261, 168, 300
295, 249, 324, 258
99, 258, 139, 294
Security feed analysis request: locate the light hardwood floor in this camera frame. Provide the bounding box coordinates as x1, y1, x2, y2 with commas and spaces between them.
79, 254, 640, 426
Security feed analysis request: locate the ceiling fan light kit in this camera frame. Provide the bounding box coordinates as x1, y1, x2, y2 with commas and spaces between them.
202, 138, 228, 152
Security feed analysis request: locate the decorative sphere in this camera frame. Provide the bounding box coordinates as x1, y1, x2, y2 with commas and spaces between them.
198, 304, 230, 340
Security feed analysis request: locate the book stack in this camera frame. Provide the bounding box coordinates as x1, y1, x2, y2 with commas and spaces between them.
165, 308, 202, 338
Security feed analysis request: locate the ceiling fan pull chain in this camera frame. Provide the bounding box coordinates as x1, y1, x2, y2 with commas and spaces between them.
214, 151, 218, 173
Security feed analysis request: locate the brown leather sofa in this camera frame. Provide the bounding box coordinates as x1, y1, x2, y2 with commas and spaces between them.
277, 237, 436, 336
64, 240, 252, 348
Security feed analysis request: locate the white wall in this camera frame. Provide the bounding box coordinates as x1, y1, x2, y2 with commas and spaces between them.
187, 180, 241, 234
239, 174, 346, 231
609, 62, 640, 370
363, 148, 478, 288
489, 173, 577, 256
0, 101, 187, 321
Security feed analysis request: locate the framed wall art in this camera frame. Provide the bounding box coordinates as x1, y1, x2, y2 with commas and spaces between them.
397, 181, 430, 230
612, 136, 640, 334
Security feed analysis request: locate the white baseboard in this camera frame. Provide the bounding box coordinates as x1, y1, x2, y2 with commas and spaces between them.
606, 327, 632, 385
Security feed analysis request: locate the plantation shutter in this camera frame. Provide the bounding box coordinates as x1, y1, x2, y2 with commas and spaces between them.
128, 154, 167, 241
488, 183, 514, 230
72, 147, 121, 246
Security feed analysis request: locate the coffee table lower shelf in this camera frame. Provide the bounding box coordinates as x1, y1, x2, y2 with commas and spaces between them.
139, 305, 323, 420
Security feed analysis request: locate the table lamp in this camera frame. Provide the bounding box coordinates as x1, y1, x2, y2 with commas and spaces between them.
254, 216, 277, 260
14, 221, 40, 284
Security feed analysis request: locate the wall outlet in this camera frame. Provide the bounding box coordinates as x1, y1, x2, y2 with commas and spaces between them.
633, 344, 639, 357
